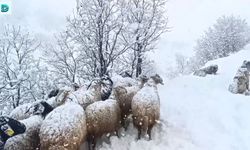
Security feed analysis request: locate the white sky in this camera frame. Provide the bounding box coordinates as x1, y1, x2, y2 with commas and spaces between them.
154, 0, 250, 70
0, 0, 250, 71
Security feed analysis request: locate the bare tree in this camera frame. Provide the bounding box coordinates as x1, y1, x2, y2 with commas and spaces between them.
175, 53, 189, 75
121, 0, 168, 77
44, 32, 85, 85
66, 0, 129, 77
0, 25, 40, 108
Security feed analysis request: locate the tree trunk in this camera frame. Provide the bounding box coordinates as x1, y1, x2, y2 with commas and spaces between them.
16, 84, 21, 107
135, 37, 143, 77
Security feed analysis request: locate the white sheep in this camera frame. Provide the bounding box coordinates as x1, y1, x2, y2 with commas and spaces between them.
10, 98, 56, 121
113, 75, 148, 129
131, 74, 163, 140
9, 103, 34, 120
111, 74, 137, 88
85, 99, 121, 150
4, 115, 43, 150
5, 101, 54, 150
67, 81, 102, 109
46, 89, 70, 108
9, 90, 68, 121
39, 102, 87, 150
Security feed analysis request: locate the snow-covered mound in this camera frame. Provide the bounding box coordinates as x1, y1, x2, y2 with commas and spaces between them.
99, 48, 250, 150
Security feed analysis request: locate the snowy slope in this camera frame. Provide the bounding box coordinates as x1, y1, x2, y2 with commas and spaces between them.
99, 47, 250, 150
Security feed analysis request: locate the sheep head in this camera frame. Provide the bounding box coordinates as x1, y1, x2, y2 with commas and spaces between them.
151, 74, 164, 85
139, 75, 149, 84
113, 86, 127, 96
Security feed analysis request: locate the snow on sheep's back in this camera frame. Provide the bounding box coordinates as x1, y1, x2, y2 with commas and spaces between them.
100, 46, 250, 150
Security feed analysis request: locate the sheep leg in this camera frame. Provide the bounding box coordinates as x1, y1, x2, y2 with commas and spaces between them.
121, 117, 126, 129
122, 119, 129, 131
124, 122, 129, 131
115, 129, 120, 138
92, 137, 97, 150
88, 136, 95, 150
147, 125, 153, 140
87, 136, 92, 150
137, 127, 142, 140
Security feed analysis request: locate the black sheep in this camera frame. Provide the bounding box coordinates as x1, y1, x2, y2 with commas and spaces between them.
48, 89, 59, 98
100, 76, 113, 100
0, 116, 26, 149
32, 101, 54, 118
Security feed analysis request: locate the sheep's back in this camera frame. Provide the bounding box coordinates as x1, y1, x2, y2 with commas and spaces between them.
39, 102, 87, 150
9, 103, 34, 120
86, 100, 121, 136
132, 86, 160, 119
4, 115, 43, 150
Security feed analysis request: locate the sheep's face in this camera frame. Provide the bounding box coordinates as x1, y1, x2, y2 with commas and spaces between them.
114, 86, 127, 96
139, 75, 149, 84
151, 74, 164, 85
212, 65, 218, 72
87, 80, 102, 91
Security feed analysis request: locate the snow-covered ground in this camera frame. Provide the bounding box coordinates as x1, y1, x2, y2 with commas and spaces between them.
99, 47, 250, 150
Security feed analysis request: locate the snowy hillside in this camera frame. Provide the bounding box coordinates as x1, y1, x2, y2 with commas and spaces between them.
100, 47, 250, 150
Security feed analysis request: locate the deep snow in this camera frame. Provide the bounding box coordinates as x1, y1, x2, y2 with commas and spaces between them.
99, 48, 250, 150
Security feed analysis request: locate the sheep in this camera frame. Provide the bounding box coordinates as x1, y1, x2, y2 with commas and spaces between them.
113, 75, 149, 130
131, 74, 163, 140
46, 90, 70, 108
0, 116, 26, 149
85, 99, 121, 150
241, 60, 250, 71
111, 74, 137, 88
4, 102, 54, 150
9, 103, 34, 120
9, 90, 68, 121
193, 64, 218, 77
30, 101, 54, 118
229, 67, 249, 94
39, 102, 87, 150
48, 89, 59, 98
10, 99, 56, 121
100, 76, 113, 100
4, 115, 43, 150
70, 80, 103, 109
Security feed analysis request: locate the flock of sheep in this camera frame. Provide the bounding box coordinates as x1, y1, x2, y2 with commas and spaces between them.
4, 74, 163, 150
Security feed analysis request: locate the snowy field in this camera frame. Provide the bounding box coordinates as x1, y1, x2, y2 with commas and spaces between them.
99, 47, 250, 150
